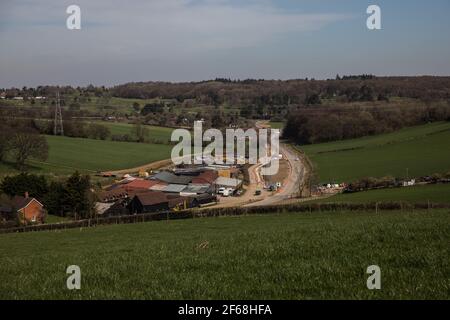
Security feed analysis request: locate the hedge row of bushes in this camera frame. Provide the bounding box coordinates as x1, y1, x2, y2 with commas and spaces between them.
2, 201, 449, 234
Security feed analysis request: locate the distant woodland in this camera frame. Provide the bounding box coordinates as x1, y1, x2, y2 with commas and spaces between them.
1, 76, 450, 144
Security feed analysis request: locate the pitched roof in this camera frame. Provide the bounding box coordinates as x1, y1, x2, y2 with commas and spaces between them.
95, 202, 115, 215
215, 177, 243, 188
161, 184, 187, 193
191, 170, 218, 184
133, 191, 183, 207
11, 196, 41, 210
134, 192, 168, 206
152, 171, 193, 185
98, 187, 128, 201
123, 179, 159, 191
150, 182, 168, 191
181, 184, 212, 195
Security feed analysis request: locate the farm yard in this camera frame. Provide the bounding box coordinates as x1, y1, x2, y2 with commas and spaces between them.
0, 209, 449, 300
300, 122, 450, 184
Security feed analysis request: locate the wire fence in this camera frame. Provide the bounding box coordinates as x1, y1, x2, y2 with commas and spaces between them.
1, 201, 449, 234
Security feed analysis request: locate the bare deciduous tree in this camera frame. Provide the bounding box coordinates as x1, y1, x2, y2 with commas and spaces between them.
10, 129, 49, 171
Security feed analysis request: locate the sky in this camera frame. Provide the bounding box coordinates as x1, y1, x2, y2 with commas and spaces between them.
1, 0, 450, 88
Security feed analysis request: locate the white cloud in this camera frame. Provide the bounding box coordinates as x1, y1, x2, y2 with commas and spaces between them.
0, 0, 351, 86
2, 0, 349, 52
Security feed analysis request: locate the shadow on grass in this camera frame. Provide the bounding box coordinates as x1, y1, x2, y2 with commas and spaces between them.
0, 160, 44, 175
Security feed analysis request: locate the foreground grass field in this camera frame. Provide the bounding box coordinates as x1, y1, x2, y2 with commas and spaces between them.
311, 183, 450, 204
301, 122, 450, 183
0, 136, 173, 175
0, 210, 448, 299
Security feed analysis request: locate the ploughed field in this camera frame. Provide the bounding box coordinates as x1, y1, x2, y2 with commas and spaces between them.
0, 210, 448, 299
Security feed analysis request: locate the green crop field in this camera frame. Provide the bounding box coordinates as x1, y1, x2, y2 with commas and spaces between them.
92, 121, 174, 143
0, 210, 448, 299
300, 122, 450, 183
0, 136, 172, 175
310, 183, 450, 204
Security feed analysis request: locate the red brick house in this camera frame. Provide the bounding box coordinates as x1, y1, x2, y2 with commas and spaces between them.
12, 193, 45, 224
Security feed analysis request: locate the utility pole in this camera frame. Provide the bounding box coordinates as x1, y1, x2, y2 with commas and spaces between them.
54, 91, 64, 136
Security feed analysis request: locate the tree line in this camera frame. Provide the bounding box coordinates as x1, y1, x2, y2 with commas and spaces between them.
5, 76, 448, 112
283, 104, 450, 144
1, 171, 95, 221
110, 76, 450, 105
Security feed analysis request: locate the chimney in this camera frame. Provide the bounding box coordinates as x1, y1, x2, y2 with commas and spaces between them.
24, 192, 29, 199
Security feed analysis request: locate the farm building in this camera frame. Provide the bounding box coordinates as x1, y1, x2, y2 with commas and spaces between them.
214, 177, 243, 192
152, 171, 193, 185
95, 202, 115, 215
180, 184, 214, 196
95, 201, 129, 217
128, 191, 187, 214
191, 170, 218, 185
218, 169, 231, 178
98, 187, 130, 203
161, 184, 187, 193
0, 194, 46, 224
172, 167, 207, 176
122, 179, 159, 192
98, 186, 165, 203
150, 182, 169, 192
188, 193, 217, 207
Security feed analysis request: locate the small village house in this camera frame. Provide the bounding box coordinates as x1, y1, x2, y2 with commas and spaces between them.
0, 193, 45, 224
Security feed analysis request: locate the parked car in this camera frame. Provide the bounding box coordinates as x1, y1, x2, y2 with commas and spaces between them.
255, 190, 262, 196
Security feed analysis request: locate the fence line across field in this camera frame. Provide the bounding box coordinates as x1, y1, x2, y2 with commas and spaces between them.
1, 201, 448, 234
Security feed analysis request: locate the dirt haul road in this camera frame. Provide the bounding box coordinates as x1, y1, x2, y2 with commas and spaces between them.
244, 142, 306, 207
104, 121, 309, 207
219, 120, 309, 208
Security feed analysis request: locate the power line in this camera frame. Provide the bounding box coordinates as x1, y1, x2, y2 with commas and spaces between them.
54, 92, 64, 136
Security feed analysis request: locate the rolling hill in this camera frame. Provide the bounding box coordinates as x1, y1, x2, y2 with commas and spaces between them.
0, 135, 173, 175
300, 122, 450, 183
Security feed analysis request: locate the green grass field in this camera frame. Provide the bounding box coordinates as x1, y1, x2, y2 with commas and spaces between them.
300, 122, 450, 183
92, 121, 174, 143
269, 121, 285, 129
0, 210, 448, 299
312, 183, 450, 204
0, 136, 172, 175
45, 215, 71, 224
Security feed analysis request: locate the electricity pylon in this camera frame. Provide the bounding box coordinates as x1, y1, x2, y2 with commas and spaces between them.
54, 92, 64, 136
